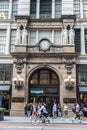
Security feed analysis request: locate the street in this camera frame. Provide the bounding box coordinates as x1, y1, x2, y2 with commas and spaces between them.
0, 122, 87, 130
0, 116, 87, 130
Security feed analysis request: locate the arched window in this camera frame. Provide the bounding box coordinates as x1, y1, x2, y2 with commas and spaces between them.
30, 69, 59, 85
29, 68, 60, 103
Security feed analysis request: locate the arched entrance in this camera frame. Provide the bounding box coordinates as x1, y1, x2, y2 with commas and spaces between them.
28, 68, 60, 105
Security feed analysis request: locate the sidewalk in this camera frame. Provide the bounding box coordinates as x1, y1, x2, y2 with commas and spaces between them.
1, 116, 87, 124
0, 117, 87, 130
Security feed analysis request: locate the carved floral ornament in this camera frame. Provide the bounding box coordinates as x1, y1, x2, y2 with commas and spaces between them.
15, 57, 25, 74
64, 58, 76, 90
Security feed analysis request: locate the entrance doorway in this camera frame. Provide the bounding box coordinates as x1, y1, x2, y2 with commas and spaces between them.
29, 68, 60, 105
29, 96, 58, 104
29, 95, 59, 115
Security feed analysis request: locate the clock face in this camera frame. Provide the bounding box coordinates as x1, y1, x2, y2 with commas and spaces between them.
40, 40, 50, 51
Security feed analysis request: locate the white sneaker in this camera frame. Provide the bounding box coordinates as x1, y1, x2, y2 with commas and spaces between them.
79, 120, 81, 123
72, 118, 74, 123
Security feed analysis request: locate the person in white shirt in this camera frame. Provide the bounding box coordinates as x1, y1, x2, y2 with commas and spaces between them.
63, 103, 68, 118
52, 102, 57, 118
38, 103, 48, 117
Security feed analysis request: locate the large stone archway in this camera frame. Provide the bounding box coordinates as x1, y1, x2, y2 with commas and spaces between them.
28, 67, 60, 104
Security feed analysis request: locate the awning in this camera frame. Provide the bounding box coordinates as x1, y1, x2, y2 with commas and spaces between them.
0, 85, 10, 91
79, 87, 87, 93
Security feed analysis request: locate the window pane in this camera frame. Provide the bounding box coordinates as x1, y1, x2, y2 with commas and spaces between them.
29, 30, 36, 45
40, 0, 52, 19
30, 0, 36, 19
0, 30, 6, 54
38, 30, 52, 41
83, 0, 87, 18
0, 0, 9, 18
10, 30, 16, 52
73, 0, 80, 18
30, 73, 38, 84
54, 30, 61, 45
78, 72, 86, 84
40, 70, 49, 84
75, 29, 81, 53
0, 65, 12, 82
12, 0, 18, 18
45, 88, 58, 94
51, 73, 58, 85
85, 29, 87, 54
0, 71, 4, 81
55, 0, 61, 18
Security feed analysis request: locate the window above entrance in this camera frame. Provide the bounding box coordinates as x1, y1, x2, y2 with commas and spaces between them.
29, 68, 59, 103
30, 69, 59, 85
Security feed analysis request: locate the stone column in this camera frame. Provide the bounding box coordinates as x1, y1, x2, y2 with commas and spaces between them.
36, 0, 40, 18
80, 0, 83, 18
81, 26, 85, 55
10, 56, 27, 116
36, 30, 38, 43
52, 30, 54, 43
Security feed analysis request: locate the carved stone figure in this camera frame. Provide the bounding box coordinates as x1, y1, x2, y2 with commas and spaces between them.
69, 27, 75, 45
15, 27, 22, 45
62, 27, 68, 45
22, 28, 28, 45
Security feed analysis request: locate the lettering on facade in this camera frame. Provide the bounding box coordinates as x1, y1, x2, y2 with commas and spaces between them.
63, 98, 76, 103
12, 97, 24, 103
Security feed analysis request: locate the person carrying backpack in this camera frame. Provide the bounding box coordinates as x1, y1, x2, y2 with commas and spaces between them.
72, 103, 76, 113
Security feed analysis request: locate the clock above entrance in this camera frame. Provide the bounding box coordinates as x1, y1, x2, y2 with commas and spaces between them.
39, 39, 50, 51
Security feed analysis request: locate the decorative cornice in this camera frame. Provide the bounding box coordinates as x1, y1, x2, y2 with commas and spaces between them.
11, 52, 29, 57
28, 52, 78, 58
11, 51, 78, 58
61, 15, 76, 21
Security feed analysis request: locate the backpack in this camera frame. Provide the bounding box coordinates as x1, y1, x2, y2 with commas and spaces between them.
72, 105, 76, 113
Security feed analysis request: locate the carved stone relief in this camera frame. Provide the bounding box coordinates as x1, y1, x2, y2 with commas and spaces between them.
15, 57, 25, 74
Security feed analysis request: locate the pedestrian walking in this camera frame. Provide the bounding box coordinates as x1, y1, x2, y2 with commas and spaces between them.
63, 103, 68, 118
72, 102, 84, 123
52, 102, 57, 118
57, 103, 62, 117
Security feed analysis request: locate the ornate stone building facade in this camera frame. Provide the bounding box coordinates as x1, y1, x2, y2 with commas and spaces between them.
10, 15, 77, 116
